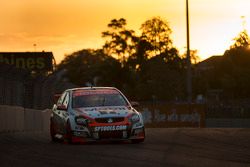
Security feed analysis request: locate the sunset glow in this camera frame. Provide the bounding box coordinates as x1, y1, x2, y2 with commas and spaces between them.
0, 0, 250, 63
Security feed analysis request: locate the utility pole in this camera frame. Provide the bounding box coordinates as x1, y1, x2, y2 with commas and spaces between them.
186, 0, 192, 103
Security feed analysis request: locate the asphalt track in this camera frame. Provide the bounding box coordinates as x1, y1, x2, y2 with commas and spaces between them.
0, 128, 250, 167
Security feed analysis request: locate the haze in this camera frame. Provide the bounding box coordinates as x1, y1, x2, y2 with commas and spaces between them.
0, 0, 250, 63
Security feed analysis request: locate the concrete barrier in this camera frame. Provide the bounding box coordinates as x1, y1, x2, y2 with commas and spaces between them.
206, 119, 250, 128
42, 109, 52, 132
0, 105, 51, 133
2, 105, 250, 133
0, 105, 24, 132
24, 108, 43, 131
13, 106, 24, 132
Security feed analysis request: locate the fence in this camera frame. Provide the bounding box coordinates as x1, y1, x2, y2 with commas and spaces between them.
0, 63, 76, 110
138, 102, 206, 128
0, 64, 27, 106
1, 104, 250, 133
206, 99, 250, 118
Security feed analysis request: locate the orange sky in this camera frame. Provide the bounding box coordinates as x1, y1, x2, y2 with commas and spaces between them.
0, 0, 250, 63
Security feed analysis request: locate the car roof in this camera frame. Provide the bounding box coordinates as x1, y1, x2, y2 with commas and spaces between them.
66, 87, 118, 92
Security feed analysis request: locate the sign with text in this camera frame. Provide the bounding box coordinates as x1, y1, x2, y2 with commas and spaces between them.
0, 52, 54, 71
139, 103, 205, 128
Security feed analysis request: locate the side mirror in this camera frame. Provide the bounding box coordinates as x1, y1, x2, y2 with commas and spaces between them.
130, 101, 140, 108
57, 105, 67, 111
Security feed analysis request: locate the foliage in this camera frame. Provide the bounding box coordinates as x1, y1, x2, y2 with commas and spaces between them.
230, 29, 250, 49
140, 16, 173, 57
194, 29, 250, 99
134, 52, 185, 101
102, 18, 137, 64
57, 49, 122, 87
57, 17, 187, 101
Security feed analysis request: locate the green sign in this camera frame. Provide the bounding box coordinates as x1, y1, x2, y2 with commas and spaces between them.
0, 52, 54, 71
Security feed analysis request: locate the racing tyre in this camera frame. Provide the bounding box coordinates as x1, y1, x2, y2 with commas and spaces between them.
131, 138, 145, 144
131, 128, 145, 144
50, 119, 57, 142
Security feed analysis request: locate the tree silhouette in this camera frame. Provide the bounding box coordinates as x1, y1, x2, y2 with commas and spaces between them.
140, 16, 173, 58
57, 17, 186, 101
194, 28, 250, 99
102, 18, 137, 64
182, 49, 200, 64
57, 49, 121, 87
231, 29, 250, 49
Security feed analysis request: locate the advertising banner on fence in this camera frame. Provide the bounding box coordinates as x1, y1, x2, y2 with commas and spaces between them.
140, 103, 205, 128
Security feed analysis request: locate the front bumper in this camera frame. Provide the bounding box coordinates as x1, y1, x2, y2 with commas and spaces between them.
70, 126, 145, 143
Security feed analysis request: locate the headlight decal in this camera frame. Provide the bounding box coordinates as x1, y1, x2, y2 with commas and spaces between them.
75, 117, 89, 125
130, 114, 140, 123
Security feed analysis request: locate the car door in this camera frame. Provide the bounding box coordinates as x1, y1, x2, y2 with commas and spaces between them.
53, 91, 67, 133
58, 91, 70, 134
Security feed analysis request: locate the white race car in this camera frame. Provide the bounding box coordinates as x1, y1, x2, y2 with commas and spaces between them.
50, 87, 145, 143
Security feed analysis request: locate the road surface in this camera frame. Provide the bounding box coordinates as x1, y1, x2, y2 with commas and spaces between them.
0, 128, 250, 167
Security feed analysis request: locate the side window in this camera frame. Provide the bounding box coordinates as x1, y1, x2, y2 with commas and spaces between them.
57, 92, 66, 105
62, 92, 70, 108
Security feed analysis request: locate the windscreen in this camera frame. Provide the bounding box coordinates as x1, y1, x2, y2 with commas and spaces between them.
72, 89, 128, 108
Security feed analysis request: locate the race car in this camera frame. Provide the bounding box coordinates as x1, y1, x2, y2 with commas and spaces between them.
50, 87, 145, 143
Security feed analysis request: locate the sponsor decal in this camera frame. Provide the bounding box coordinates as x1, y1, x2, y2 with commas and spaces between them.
109, 111, 116, 114
94, 125, 127, 132
83, 107, 126, 112
73, 90, 119, 97
99, 111, 108, 115
107, 118, 113, 123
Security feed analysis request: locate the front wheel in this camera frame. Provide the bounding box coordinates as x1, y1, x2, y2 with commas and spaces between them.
65, 120, 73, 144
131, 128, 145, 144
131, 138, 145, 144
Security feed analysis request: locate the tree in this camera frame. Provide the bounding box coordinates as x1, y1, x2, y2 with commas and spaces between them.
57, 17, 186, 101
140, 16, 173, 58
102, 18, 137, 64
133, 54, 185, 101
126, 17, 185, 100
126, 39, 151, 72
57, 49, 122, 87
193, 29, 250, 99
127, 17, 179, 73
230, 29, 250, 49
182, 49, 200, 64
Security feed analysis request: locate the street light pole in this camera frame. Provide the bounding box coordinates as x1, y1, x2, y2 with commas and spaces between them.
186, 0, 192, 103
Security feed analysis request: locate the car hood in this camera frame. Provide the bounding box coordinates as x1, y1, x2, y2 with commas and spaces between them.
74, 106, 135, 118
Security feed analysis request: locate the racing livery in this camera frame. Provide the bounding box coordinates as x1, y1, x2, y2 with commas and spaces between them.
50, 87, 145, 143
